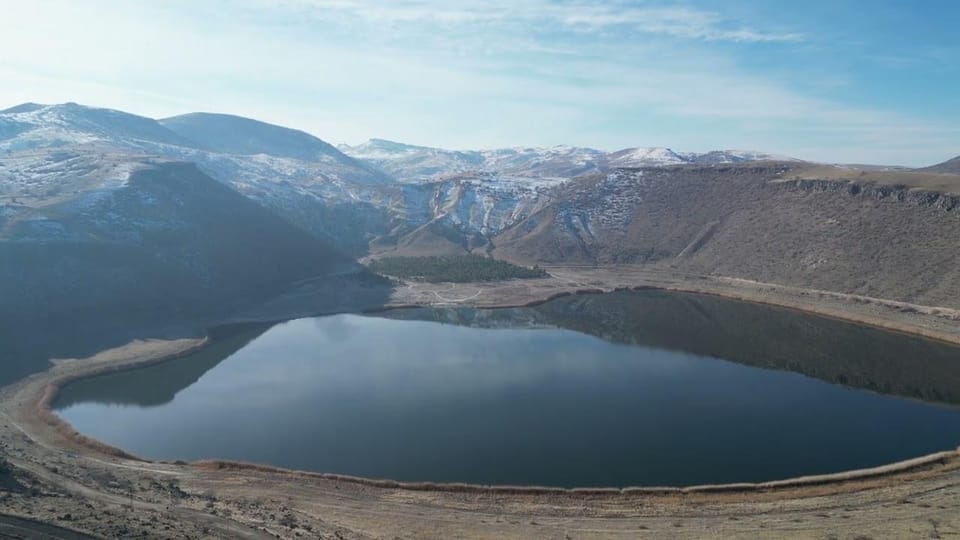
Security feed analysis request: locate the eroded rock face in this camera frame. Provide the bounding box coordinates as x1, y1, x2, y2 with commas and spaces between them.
785, 178, 960, 210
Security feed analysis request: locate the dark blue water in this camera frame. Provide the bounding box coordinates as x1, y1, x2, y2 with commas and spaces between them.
54, 292, 960, 487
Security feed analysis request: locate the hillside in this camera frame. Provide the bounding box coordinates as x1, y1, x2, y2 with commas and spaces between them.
0, 158, 355, 315
160, 113, 383, 176
1, 104, 811, 259
493, 163, 960, 308
5, 101, 960, 311
0, 157, 364, 383
0, 103, 396, 254
921, 155, 960, 174
0, 102, 197, 152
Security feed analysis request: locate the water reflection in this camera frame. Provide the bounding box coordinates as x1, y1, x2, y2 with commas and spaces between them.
54, 291, 960, 487
385, 290, 960, 404
55, 324, 270, 408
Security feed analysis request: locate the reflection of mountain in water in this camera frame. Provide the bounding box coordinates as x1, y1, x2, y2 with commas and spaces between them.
54, 324, 270, 408
0, 310, 204, 388
53, 291, 960, 410
383, 290, 960, 405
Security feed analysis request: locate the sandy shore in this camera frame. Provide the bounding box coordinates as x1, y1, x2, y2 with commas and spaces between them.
2, 266, 960, 538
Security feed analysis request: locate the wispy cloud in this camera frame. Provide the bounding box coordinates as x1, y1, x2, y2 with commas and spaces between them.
550, 4, 804, 42
277, 0, 805, 43
0, 0, 956, 165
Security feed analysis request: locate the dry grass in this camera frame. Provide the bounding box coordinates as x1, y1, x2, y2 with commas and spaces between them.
781, 163, 960, 193
494, 163, 960, 309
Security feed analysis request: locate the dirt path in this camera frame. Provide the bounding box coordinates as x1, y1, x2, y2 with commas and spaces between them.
403, 282, 484, 303
3, 266, 960, 538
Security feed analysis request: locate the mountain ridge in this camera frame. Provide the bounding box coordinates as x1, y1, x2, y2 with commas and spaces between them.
339, 138, 799, 182
6, 101, 959, 295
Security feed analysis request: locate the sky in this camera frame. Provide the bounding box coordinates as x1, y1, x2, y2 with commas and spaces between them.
1, 0, 958, 165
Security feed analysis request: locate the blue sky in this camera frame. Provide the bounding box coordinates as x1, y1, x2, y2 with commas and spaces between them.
1, 0, 958, 165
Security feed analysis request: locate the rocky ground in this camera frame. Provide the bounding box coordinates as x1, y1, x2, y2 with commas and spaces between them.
2, 265, 960, 539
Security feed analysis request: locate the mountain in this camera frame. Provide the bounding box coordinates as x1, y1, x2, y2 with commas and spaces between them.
339, 140, 609, 181
0, 102, 387, 182
365, 172, 564, 255
0, 155, 356, 323
606, 147, 686, 167
480, 145, 608, 178
0, 150, 390, 385
338, 138, 485, 182
5, 98, 960, 357
340, 139, 796, 182
921, 155, 960, 174
3, 103, 807, 260
0, 102, 196, 151
686, 149, 795, 164
603, 147, 792, 168
493, 163, 960, 308
160, 113, 380, 172
0, 103, 398, 255
338, 140, 606, 181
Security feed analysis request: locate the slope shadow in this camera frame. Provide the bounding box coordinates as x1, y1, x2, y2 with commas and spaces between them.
0, 271, 395, 389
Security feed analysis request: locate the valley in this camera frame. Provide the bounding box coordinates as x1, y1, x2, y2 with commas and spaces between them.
2, 266, 960, 538
2, 102, 960, 538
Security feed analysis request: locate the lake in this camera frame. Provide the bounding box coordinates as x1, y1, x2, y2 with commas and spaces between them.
55, 290, 960, 487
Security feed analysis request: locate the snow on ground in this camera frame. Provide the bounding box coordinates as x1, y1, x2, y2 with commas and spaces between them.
607, 147, 686, 167
1, 102, 802, 250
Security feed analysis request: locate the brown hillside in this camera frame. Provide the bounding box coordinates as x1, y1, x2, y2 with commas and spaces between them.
493, 163, 960, 308
921, 155, 960, 175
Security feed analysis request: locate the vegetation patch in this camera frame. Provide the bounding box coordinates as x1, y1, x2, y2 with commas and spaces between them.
368, 255, 547, 282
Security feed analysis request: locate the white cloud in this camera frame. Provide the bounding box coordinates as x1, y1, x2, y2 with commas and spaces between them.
274, 0, 803, 43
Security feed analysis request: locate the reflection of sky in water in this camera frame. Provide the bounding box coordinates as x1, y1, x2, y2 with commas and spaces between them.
220, 316, 710, 408
58, 313, 960, 487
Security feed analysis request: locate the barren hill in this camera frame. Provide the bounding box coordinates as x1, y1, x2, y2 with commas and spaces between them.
921, 155, 960, 174
493, 163, 960, 308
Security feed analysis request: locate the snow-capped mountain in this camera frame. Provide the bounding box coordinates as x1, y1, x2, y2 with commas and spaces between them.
338, 139, 604, 182
161, 112, 374, 169
0, 153, 355, 332
685, 149, 799, 164
603, 147, 794, 167
0, 103, 397, 253
606, 147, 687, 167
2, 102, 801, 259
340, 139, 797, 182
338, 139, 485, 182
0, 102, 195, 151
0, 103, 385, 184
479, 145, 607, 179
338, 140, 606, 182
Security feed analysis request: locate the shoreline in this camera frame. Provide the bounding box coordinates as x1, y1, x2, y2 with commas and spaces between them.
5, 268, 960, 537
31, 280, 960, 495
